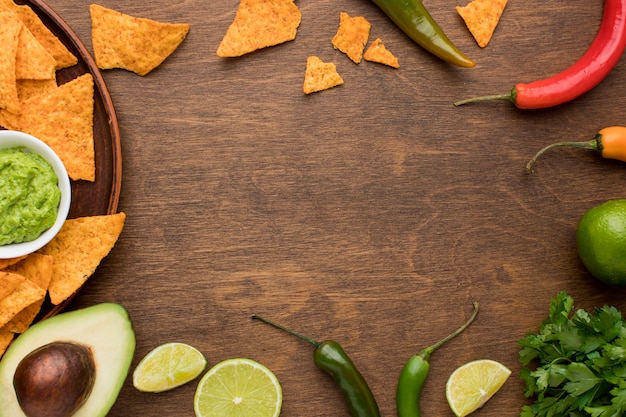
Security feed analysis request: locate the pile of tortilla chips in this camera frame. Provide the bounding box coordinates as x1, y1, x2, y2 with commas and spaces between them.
0, 212, 126, 357
0, 0, 99, 182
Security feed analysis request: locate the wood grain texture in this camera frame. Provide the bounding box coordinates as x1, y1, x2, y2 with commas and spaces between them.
34, 0, 626, 416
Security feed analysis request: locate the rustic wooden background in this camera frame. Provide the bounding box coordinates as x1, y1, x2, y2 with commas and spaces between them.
38, 0, 626, 415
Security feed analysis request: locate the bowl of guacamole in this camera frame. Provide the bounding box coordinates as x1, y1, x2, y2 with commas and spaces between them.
0, 130, 71, 259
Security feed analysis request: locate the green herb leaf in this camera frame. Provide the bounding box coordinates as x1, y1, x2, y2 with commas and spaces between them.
518, 292, 626, 417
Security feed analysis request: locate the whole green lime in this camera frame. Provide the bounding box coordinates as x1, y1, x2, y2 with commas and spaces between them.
576, 199, 626, 286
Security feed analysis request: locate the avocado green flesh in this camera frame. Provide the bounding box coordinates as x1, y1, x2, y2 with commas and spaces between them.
0, 303, 135, 417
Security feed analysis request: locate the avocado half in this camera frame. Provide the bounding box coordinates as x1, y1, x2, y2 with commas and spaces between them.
0, 303, 135, 417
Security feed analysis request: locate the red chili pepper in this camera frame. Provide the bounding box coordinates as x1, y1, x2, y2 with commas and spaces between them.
455, 0, 626, 109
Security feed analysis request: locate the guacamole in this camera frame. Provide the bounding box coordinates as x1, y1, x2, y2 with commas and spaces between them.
0, 147, 61, 246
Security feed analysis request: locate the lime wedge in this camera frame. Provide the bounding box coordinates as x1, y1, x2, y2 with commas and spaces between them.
133, 342, 207, 392
194, 358, 282, 417
445, 359, 511, 417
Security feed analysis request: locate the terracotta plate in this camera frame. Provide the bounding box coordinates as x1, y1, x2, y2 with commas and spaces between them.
14, 0, 122, 317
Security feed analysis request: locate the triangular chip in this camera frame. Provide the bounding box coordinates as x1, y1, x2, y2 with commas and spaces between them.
0, 73, 95, 181
456, 0, 507, 48
363, 38, 399, 68
0, 272, 25, 300
16, 24, 57, 80
38, 213, 126, 305
4, 254, 53, 333
0, 0, 77, 69
303, 56, 344, 94
0, 12, 21, 114
0, 278, 45, 328
90, 4, 190, 76
331, 12, 371, 64
217, 0, 301, 57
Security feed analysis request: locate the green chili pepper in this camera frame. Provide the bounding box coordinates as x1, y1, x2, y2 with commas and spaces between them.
370, 0, 475, 67
396, 302, 479, 417
252, 314, 380, 417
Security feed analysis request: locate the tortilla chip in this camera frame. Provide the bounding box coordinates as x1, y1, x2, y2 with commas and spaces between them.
16, 24, 57, 80
363, 38, 399, 68
0, 278, 45, 328
17, 78, 57, 103
3, 0, 77, 69
217, 0, 301, 57
0, 255, 27, 270
0, 272, 25, 300
303, 56, 344, 94
38, 213, 126, 305
332, 12, 371, 64
0, 12, 21, 114
90, 4, 190, 76
456, 0, 507, 48
0, 327, 13, 358
0, 73, 95, 181
3, 254, 53, 333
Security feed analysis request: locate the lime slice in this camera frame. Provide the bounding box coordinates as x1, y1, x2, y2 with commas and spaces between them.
194, 358, 282, 417
445, 359, 511, 417
133, 342, 207, 392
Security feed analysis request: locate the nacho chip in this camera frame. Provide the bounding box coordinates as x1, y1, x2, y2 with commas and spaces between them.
90, 4, 190, 76
4, 254, 53, 333
16, 24, 57, 80
0, 73, 95, 181
217, 0, 301, 57
303, 56, 344, 94
0, 278, 45, 328
363, 38, 399, 68
38, 213, 126, 305
332, 12, 371, 64
17, 78, 57, 103
0, 272, 25, 300
0, 255, 27, 270
0, 12, 21, 114
0, 327, 13, 358
456, 0, 507, 48
1, 0, 77, 69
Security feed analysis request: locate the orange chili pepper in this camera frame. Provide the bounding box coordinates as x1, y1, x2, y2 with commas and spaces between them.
526, 126, 626, 172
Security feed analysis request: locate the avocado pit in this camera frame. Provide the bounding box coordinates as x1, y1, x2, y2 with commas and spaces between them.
13, 341, 96, 417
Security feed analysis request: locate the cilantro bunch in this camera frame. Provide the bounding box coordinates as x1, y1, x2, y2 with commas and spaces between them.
519, 292, 626, 417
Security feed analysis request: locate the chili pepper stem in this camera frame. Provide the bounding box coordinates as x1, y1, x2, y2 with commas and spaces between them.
418, 302, 479, 361
526, 139, 598, 173
252, 314, 321, 348
454, 94, 514, 107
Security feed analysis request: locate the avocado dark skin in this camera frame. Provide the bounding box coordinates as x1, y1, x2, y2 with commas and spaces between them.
13, 341, 96, 417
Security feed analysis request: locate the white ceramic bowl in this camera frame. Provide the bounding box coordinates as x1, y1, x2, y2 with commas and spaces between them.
0, 130, 71, 259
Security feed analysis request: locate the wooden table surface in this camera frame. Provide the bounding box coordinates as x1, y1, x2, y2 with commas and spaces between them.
35, 0, 626, 415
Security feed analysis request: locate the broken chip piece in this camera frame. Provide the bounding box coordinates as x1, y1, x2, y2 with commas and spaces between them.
217, 0, 301, 57
332, 12, 371, 64
456, 0, 508, 48
90, 4, 190, 76
303, 56, 344, 94
364, 38, 399, 68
